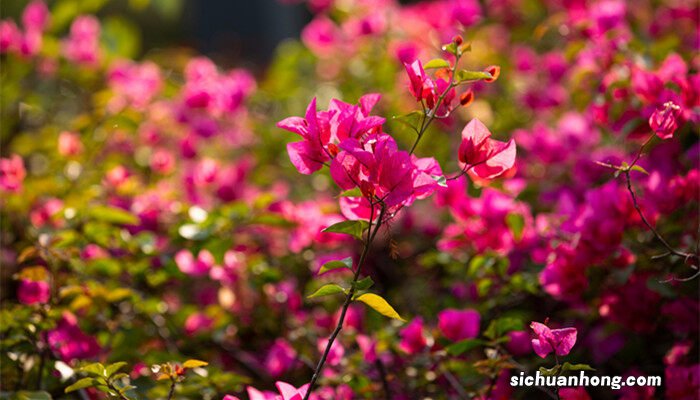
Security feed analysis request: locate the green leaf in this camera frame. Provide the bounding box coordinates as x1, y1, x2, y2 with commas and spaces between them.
308, 284, 347, 299
441, 42, 458, 55
339, 187, 362, 198
456, 70, 493, 83
431, 175, 447, 187
630, 165, 649, 175
65, 378, 97, 393
105, 362, 128, 378
352, 276, 375, 291
423, 58, 450, 69
14, 391, 53, 400
182, 359, 209, 369
355, 293, 406, 322
80, 362, 107, 377
561, 362, 596, 372
538, 365, 561, 376
446, 339, 485, 356
319, 257, 353, 274
88, 206, 139, 225
506, 213, 525, 241
322, 220, 369, 241
484, 317, 523, 340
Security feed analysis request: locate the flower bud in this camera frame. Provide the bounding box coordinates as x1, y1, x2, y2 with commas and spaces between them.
484, 65, 501, 82
460, 90, 474, 107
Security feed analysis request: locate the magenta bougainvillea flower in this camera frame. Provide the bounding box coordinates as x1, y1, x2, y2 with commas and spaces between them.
277, 95, 384, 175
403, 60, 455, 115
46, 312, 100, 363
331, 133, 441, 220
58, 131, 83, 157
0, 155, 26, 192
398, 317, 427, 355
17, 278, 50, 305
225, 381, 316, 400
174, 249, 216, 277
63, 15, 101, 66
458, 119, 516, 180
265, 339, 297, 378
530, 321, 578, 358
437, 308, 480, 341
649, 101, 682, 140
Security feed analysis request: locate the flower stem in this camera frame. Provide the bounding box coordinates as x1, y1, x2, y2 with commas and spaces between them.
624, 170, 698, 270
409, 54, 461, 156
302, 204, 386, 399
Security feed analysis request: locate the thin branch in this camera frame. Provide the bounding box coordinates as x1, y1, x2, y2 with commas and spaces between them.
624, 170, 697, 263
303, 204, 386, 399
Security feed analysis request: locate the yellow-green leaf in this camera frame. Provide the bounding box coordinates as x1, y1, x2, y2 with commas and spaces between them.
318, 257, 353, 274
355, 293, 406, 322
308, 284, 347, 299
322, 220, 369, 241
65, 378, 97, 393
182, 359, 208, 369
423, 58, 450, 69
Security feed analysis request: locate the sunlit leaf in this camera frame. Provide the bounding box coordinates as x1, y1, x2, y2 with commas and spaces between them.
423, 58, 450, 69
322, 220, 369, 241
318, 257, 353, 274
355, 293, 405, 322
308, 284, 347, 299
65, 378, 98, 393
182, 359, 209, 369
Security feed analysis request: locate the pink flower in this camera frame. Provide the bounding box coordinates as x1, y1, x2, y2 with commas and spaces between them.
277, 95, 384, 175
22, 1, 49, 32
530, 321, 577, 358
356, 334, 377, 363
104, 165, 130, 188
46, 312, 100, 363
331, 133, 442, 220
275, 381, 313, 400
404, 60, 433, 102
0, 155, 26, 192
399, 317, 427, 354
63, 15, 101, 66
437, 308, 480, 341
30, 198, 64, 228
107, 60, 163, 112
649, 101, 682, 140
150, 149, 175, 175
317, 338, 344, 366
458, 119, 516, 180
19, 28, 42, 57
17, 278, 50, 305
244, 386, 279, 400
0, 20, 20, 53
183, 312, 214, 336
58, 131, 83, 156
301, 16, 341, 57
174, 249, 216, 277
264, 339, 297, 377
505, 330, 531, 356
559, 387, 591, 400
81, 244, 108, 260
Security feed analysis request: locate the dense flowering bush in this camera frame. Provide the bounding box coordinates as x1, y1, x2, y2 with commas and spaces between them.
0, 0, 698, 399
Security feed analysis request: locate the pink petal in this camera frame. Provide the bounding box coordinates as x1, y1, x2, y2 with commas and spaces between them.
552, 327, 578, 356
